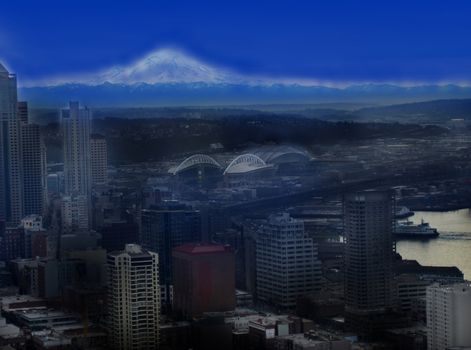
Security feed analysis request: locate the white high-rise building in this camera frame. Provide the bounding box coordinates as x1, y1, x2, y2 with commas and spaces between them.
256, 213, 321, 309
61, 101, 91, 196
427, 283, 471, 350
107, 244, 160, 350
61, 101, 91, 228
0, 63, 24, 225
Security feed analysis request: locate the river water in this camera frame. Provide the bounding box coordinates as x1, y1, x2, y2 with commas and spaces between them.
396, 209, 471, 280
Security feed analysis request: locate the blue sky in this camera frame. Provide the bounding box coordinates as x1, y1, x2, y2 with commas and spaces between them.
1, 0, 471, 84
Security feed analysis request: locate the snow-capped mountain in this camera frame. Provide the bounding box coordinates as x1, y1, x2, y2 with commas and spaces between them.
15, 47, 471, 106
33, 48, 245, 86
93, 48, 241, 84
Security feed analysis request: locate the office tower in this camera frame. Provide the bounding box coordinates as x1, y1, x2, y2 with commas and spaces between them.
61, 102, 91, 228
61, 195, 89, 233
344, 190, 396, 332
141, 204, 201, 308
21, 121, 47, 217
90, 134, 108, 185
173, 243, 236, 318
107, 244, 160, 350
17, 101, 28, 124
0, 63, 23, 225
427, 283, 471, 350
256, 213, 321, 309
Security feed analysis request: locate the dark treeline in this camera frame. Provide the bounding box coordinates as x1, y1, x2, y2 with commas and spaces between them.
42, 114, 447, 164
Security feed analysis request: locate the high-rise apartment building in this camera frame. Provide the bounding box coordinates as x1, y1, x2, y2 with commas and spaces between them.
141, 204, 201, 308
256, 213, 321, 309
173, 243, 236, 318
61, 102, 91, 229
0, 63, 23, 225
427, 283, 471, 350
107, 244, 160, 350
90, 134, 108, 185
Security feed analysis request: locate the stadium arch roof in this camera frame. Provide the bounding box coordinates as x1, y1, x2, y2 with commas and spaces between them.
170, 154, 222, 175
251, 145, 312, 164
223, 154, 271, 175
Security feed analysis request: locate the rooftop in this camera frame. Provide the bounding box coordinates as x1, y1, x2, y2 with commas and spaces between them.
174, 243, 232, 255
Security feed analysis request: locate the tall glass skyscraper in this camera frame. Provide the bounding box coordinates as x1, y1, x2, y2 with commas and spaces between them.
0, 63, 24, 225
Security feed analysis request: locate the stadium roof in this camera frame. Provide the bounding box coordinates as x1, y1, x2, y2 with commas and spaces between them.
169, 154, 222, 175
251, 145, 312, 164
223, 153, 272, 175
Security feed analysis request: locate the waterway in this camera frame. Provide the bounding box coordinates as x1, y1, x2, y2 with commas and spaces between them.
396, 208, 471, 280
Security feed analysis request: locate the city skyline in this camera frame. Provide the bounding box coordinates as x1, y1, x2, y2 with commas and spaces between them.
0, 2, 470, 349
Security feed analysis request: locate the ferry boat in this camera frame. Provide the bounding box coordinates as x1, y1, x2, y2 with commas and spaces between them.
394, 219, 439, 239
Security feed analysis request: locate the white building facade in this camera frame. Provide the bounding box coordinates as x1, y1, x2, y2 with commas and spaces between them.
427, 283, 471, 350
107, 244, 160, 350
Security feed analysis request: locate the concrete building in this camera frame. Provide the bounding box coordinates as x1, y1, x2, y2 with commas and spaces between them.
256, 213, 321, 309
0, 63, 23, 225
395, 274, 429, 314
107, 244, 160, 350
173, 243, 236, 318
274, 331, 351, 350
90, 134, 108, 185
141, 203, 201, 308
0, 316, 24, 348
427, 283, 471, 350
1, 226, 25, 261
61, 195, 89, 233
21, 215, 46, 259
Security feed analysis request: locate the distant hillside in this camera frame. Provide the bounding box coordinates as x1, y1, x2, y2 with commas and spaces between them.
41, 115, 447, 164
355, 99, 471, 121
19, 83, 471, 109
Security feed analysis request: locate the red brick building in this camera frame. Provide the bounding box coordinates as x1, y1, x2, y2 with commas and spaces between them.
173, 243, 235, 318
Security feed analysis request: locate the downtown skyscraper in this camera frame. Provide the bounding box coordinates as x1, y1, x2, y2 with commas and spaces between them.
141, 204, 201, 309
256, 213, 321, 309
343, 190, 397, 335
20, 102, 47, 217
61, 102, 92, 230
0, 63, 24, 225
